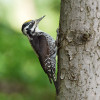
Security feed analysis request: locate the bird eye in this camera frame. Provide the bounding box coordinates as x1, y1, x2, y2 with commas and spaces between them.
29, 21, 35, 29
29, 23, 33, 28
26, 28, 28, 30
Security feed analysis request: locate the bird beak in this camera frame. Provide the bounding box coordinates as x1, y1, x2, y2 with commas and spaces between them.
35, 15, 45, 25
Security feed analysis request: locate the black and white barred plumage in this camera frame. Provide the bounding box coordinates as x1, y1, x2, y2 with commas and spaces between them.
21, 16, 57, 87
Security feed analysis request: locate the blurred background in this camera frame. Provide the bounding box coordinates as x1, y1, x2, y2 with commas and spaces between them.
0, 0, 60, 100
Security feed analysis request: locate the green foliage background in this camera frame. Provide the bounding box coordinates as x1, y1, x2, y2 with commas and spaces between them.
0, 0, 60, 100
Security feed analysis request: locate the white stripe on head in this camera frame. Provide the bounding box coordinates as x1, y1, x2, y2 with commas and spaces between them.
31, 24, 35, 31
23, 25, 29, 35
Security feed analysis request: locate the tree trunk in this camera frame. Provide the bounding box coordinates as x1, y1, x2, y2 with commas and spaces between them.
56, 0, 100, 100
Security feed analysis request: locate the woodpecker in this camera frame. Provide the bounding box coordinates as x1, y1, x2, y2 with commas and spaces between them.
21, 16, 57, 88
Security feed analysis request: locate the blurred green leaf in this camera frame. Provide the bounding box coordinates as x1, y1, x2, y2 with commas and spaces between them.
0, 0, 60, 99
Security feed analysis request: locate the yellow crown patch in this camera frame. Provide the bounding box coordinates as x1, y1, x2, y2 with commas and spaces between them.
24, 20, 32, 23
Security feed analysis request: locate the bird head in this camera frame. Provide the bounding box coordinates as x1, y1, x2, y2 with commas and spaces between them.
21, 15, 45, 36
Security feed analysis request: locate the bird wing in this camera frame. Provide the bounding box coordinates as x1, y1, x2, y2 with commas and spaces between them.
29, 36, 40, 56
38, 35, 53, 83
38, 35, 49, 58
29, 35, 53, 83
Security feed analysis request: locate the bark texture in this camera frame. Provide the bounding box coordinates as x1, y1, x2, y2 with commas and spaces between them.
57, 0, 100, 100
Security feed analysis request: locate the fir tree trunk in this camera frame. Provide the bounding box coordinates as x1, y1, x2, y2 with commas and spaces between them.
57, 0, 100, 100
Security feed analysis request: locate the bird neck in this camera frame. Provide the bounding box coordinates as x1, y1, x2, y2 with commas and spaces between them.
35, 27, 43, 33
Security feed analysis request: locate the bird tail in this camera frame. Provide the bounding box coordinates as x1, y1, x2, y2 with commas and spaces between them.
52, 76, 58, 94
52, 74, 57, 87
48, 76, 52, 84
48, 74, 58, 94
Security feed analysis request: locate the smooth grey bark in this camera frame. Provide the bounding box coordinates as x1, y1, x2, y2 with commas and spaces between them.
56, 0, 100, 100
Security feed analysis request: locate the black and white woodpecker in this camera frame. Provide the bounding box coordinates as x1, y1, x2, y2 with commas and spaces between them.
21, 16, 57, 88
